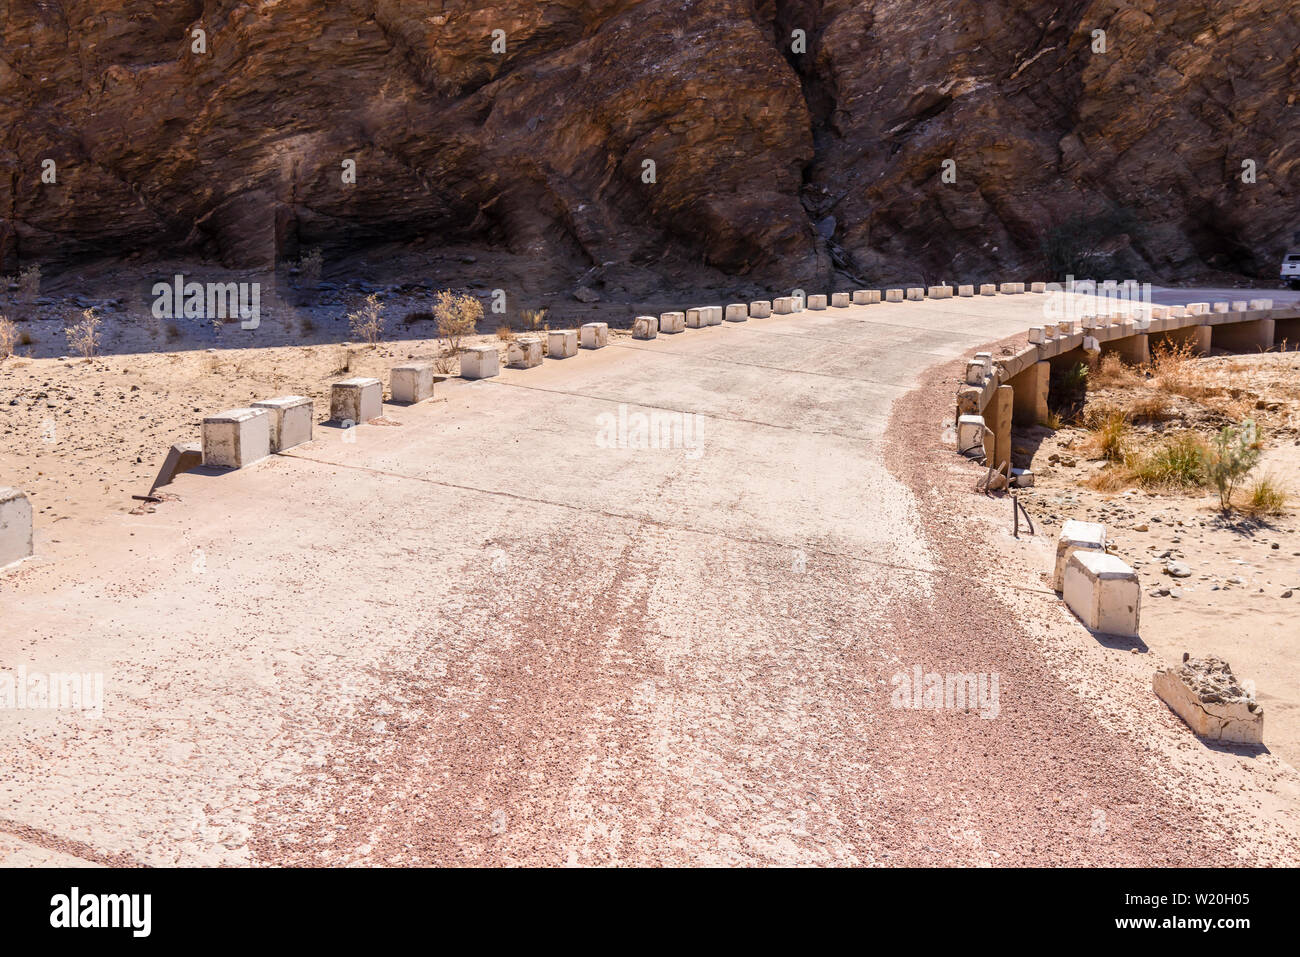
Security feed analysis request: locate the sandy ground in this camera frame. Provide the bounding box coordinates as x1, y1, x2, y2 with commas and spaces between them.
1011, 351, 1300, 769
0, 331, 636, 527
2, 288, 1299, 866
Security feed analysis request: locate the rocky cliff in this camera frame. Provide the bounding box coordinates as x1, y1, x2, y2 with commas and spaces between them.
2, 0, 1297, 288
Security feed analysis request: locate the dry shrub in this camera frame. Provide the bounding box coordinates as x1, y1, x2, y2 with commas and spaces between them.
1125, 392, 1172, 422
347, 293, 386, 346
1128, 432, 1208, 489
1083, 406, 1129, 462
1092, 353, 1138, 387
1240, 475, 1289, 516
1144, 339, 1203, 398
18, 265, 40, 303
0, 314, 16, 359
66, 307, 101, 358
496, 324, 515, 340
434, 354, 457, 375
521, 308, 548, 334
434, 290, 483, 354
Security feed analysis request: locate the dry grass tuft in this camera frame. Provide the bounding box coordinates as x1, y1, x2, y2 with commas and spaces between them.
1240, 475, 1289, 516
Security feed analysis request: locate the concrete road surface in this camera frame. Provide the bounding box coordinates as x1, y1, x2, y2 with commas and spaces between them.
2, 290, 1297, 866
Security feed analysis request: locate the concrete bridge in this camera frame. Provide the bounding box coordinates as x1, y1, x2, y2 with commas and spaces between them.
2, 287, 1298, 866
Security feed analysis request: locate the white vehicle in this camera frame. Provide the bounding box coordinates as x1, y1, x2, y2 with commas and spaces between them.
1283, 246, 1300, 290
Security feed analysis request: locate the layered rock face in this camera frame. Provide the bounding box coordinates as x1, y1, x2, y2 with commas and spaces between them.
1, 0, 1296, 286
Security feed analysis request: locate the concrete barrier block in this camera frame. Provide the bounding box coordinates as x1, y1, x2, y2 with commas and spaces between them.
1028, 326, 1046, 344
831, 292, 850, 308
885, 289, 904, 302
806, 295, 828, 310
906, 287, 925, 301
632, 315, 659, 339
580, 322, 609, 348
203, 407, 271, 469
1153, 657, 1264, 746
1231, 300, 1248, 312
724, 303, 749, 321
251, 395, 313, 451
1187, 302, 1209, 315
1063, 551, 1141, 638
973, 352, 993, 376
957, 414, 985, 453
657, 313, 685, 334
460, 345, 500, 379
772, 298, 794, 315
958, 285, 974, 297
980, 284, 997, 296
388, 364, 435, 404
1031, 282, 1047, 293
330, 378, 382, 423
1212, 301, 1229, 313
0, 487, 34, 569
507, 336, 544, 368
999, 282, 1016, 294
750, 300, 773, 318
1053, 519, 1106, 592
851, 289, 876, 305
965, 360, 987, 385
1011, 467, 1034, 487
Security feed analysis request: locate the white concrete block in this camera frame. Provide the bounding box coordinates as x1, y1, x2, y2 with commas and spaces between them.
203, 407, 271, 469
251, 395, 313, 451
831, 292, 850, 308
973, 352, 993, 375
957, 414, 985, 452
749, 300, 772, 318
1231, 300, 1248, 312
1053, 519, 1106, 591
580, 322, 608, 348
1153, 657, 1263, 746
330, 378, 382, 424
1187, 302, 1209, 315
388, 364, 435, 404
772, 298, 795, 315
999, 282, 1016, 294
1169, 305, 1187, 318
0, 487, 34, 569
1212, 301, 1229, 313
460, 345, 500, 379
806, 295, 828, 310
885, 289, 904, 302
958, 285, 974, 297
632, 315, 659, 339
927, 286, 953, 299
1030, 282, 1047, 293
906, 287, 924, 301
965, 360, 987, 385
979, 284, 997, 296
1010, 467, 1034, 487
724, 303, 749, 322
657, 313, 685, 334
707, 306, 724, 325
851, 289, 876, 305
507, 336, 543, 368
1063, 551, 1140, 638
1150, 306, 1169, 320
1028, 326, 1046, 344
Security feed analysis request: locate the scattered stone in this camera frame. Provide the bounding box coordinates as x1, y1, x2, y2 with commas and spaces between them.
1164, 561, 1192, 578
